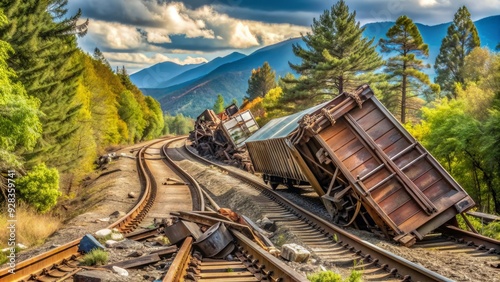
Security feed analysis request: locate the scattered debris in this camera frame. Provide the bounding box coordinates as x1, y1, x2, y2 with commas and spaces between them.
79, 234, 105, 253
112, 266, 129, 276
281, 243, 310, 263
188, 105, 258, 172
109, 211, 126, 218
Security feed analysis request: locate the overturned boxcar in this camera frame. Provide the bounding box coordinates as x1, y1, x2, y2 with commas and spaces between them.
245, 84, 475, 246
190, 104, 259, 171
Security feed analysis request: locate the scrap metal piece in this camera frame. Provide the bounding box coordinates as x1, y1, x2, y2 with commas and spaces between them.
164, 220, 203, 244
193, 222, 233, 257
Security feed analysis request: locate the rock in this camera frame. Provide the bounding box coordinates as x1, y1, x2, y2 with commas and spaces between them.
109, 211, 126, 218
95, 229, 112, 238
105, 240, 118, 247
128, 192, 136, 198
280, 243, 310, 263
112, 239, 145, 250
112, 266, 128, 277
260, 217, 276, 232
111, 233, 124, 241
74, 270, 118, 282
98, 217, 110, 222
127, 250, 144, 257
112, 228, 120, 233
79, 234, 105, 253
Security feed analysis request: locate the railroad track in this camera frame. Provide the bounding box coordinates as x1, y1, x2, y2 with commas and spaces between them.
0, 136, 204, 282
170, 139, 454, 282
164, 233, 308, 282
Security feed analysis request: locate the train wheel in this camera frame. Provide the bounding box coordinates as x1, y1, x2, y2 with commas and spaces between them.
270, 183, 279, 190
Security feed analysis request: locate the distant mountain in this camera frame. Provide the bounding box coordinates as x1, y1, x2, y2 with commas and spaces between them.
142, 38, 305, 117
140, 16, 499, 117
156, 52, 247, 88
130, 61, 202, 88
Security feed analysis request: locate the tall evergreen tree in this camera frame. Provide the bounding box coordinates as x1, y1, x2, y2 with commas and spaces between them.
246, 62, 276, 101
0, 0, 88, 170
434, 5, 480, 98
93, 47, 111, 70
379, 15, 432, 123
285, 0, 383, 109
213, 94, 225, 114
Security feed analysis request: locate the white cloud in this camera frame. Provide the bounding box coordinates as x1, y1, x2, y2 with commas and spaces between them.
103, 52, 208, 67
419, 0, 450, 7
87, 20, 143, 50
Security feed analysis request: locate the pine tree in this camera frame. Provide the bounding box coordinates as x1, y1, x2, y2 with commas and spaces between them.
285, 0, 383, 109
0, 0, 88, 170
213, 94, 224, 114
246, 62, 276, 101
93, 47, 111, 70
379, 15, 433, 124
434, 5, 480, 98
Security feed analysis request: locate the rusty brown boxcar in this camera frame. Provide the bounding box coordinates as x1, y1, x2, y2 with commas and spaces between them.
245, 84, 475, 246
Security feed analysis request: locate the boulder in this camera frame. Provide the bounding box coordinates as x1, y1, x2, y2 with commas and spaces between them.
128, 192, 136, 198
280, 243, 310, 263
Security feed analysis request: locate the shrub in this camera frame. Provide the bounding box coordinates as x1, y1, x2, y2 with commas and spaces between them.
307, 270, 363, 282
308, 270, 343, 282
80, 249, 108, 266
16, 163, 61, 213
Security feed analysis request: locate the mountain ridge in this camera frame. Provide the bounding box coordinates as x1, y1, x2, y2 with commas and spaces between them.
140, 15, 499, 117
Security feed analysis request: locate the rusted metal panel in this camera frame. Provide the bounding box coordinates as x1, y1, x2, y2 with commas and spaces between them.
293, 84, 475, 245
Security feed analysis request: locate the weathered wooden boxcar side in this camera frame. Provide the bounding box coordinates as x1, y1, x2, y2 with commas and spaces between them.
290, 85, 475, 246
244, 102, 331, 189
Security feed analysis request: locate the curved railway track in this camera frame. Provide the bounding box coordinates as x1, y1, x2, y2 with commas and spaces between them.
0, 136, 204, 282
173, 139, 460, 282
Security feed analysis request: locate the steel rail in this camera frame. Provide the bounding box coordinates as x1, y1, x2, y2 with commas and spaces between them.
0, 137, 176, 281
183, 140, 453, 282
161, 137, 205, 211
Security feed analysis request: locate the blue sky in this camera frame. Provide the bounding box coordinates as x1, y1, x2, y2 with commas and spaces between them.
67, 0, 500, 73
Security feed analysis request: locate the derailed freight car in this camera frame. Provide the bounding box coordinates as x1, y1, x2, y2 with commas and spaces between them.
190, 104, 259, 171
244, 84, 475, 246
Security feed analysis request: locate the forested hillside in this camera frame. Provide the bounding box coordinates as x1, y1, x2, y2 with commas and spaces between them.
0, 2, 168, 215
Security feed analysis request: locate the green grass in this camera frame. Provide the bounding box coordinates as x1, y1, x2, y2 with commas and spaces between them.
79, 249, 109, 266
